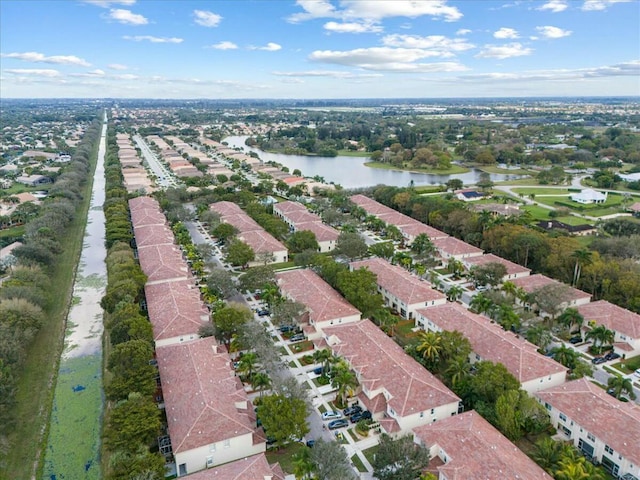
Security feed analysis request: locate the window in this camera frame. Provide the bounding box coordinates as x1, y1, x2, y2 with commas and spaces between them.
587, 433, 595, 442
605, 445, 613, 455
431, 408, 435, 415
420, 411, 424, 418
545, 403, 551, 411
206, 456, 214, 467
559, 413, 567, 422
223, 439, 230, 449
209, 444, 216, 452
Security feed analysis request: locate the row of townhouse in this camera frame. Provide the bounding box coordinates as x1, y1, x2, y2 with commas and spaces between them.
350, 194, 640, 358
129, 196, 283, 479
147, 135, 202, 178
273, 200, 340, 253
117, 133, 154, 193
210, 201, 288, 266
275, 268, 555, 478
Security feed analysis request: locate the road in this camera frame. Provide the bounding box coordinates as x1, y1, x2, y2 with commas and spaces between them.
132, 134, 178, 188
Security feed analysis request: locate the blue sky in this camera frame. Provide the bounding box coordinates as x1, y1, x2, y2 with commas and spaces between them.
1, 0, 638, 98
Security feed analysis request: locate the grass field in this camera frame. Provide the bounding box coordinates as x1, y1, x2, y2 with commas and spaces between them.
266, 442, 306, 474
363, 161, 469, 175
512, 187, 571, 196
351, 454, 368, 472
476, 165, 535, 175
2, 133, 99, 480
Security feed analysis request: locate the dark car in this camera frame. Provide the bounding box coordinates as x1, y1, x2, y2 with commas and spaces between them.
279, 325, 296, 333
604, 352, 621, 361
312, 366, 324, 375
350, 410, 372, 423
289, 333, 306, 343
343, 405, 363, 417
306, 439, 316, 448
257, 309, 270, 317
569, 336, 583, 344
328, 419, 349, 430
592, 356, 607, 364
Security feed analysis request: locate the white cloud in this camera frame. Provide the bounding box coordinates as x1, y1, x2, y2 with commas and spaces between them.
272, 70, 383, 79
193, 10, 222, 27
537, 0, 568, 12
536, 25, 572, 38
70, 69, 106, 77
123, 35, 183, 43
476, 43, 533, 59
4, 69, 61, 77
381, 34, 474, 55
1, 51, 91, 66
208, 41, 238, 50
107, 8, 148, 25
81, 0, 135, 6
582, 0, 631, 11
288, 0, 462, 23
113, 73, 139, 80
108, 63, 128, 70
324, 21, 383, 33
493, 27, 519, 39
249, 42, 282, 51
456, 28, 472, 35
309, 46, 468, 72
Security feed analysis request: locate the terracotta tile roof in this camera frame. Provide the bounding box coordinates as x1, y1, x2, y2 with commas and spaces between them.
129, 202, 167, 227
416, 304, 566, 383
237, 230, 287, 255
375, 211, 418, 228
156, 337, 257, 454
184, 454, 284, 480
145, 279, 209, 342
275, 269, 360, 324
628, 202, 640, 212
463, 253, 531, 277
282, 209, 319, 225
350, 258, 445, 305
577, 300, 640, 340
323, 320, 460, 417
132, 224, 175, 248
536, 378, 640, 466
511, 274, 591, 303
210, 201, 244, 217
413, 411, 552, 480
399, 221, 449, 241
222, 214, 263, 233
129, 195, 161, 212
295, 221, 339, 243
137, 244, 190, 284
273, 200, 307, 215
358, 391, 387, 414
349, 194, 397, 215
432, 236, 484, 257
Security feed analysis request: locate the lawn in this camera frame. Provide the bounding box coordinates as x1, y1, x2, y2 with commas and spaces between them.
350, 454, 368, 473
495, 177, 544, 186
362, 445, 380, 466
476, 165, 535, 175
266, 442, 307, 475
610, 355, 640, 375
512, 187, 571, 196
522, 204, 554, 221
271, 261, 296, 271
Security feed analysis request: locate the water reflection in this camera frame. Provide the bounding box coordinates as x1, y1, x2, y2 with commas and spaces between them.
223, 135, 528, 189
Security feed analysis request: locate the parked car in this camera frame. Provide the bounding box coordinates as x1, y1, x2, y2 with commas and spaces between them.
634, 369, 640, 378
569, 336, 583, 344
592, 356, 607, 365
279, 325, 296, 333
257, 309, 270, 317
322, 410, 342, 420
306, 439, 315, 448
328, 419, 349, 430
604, 352, 621, 361
350, 410, 372, 423
343, 405, 363, 417
289, 333, 306, 343
312, 366, 324, 375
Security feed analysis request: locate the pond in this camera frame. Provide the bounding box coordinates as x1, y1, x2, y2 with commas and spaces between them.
223, 136, 527, 189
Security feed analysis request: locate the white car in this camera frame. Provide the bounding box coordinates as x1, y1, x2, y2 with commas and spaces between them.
633, 369, 640, 378
321, 410, 342, 421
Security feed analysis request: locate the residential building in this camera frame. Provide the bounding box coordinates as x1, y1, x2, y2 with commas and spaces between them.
455, 189, 485, 202
183, 453, 284, 480
399, 221, 449, 245
432, 236, 484, 260
471, 202, 522, 217
570, 188, 607, 204
511, 274, 591, 314
413, 411, 552, 480
323, 319, 461, 435
15, 174, 52, 186
156, 337, 266, 477
273, 200, 339, 252
275, 268, 360, 338
462, 253, 531, 281
350, 257, 446, 319
536, 220, 597, 236
415, 303, 567, 393
577, 300, 640, 356
536, 378, 640, 479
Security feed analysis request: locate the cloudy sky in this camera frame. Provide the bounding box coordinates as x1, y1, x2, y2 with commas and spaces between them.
1, 0, 638, 98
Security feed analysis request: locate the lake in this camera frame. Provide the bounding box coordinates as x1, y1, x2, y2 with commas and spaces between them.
223, 135, 527, 189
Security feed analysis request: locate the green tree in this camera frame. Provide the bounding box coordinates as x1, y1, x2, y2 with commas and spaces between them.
585, 325, 614, 354
336, 267, 382, 318
446, 179, 464, 191
105, 392, 161, 451
470, 262, 508, 288
571, 249, 593, 287
465, 361, 520, 406
107, 445, 166, 480
607, 375, 637, 400
416, 330, 442, 368
250, 371, 272, 397
105, 339, 157, 401
334, 231, 368, 260
287, 230, 319, 253
531, 437, 565, 473
444, 357, 471, 387
368, 241, 395, 260
225, 239, 255, 267
331, 360, 358, 407
239, 265, 275, 292
310, 438, 357, 480
206, 268, 236, 299
292, 446, 314, 480
526, 324, 553, 351
557, 308, 584, 333
212, 222, 238, 243
257, 394, 309, 450
271, 299, 306, 326
446, 285, 464, 302
237, 352, 259, 380
372, 433, 430, 480
212, 302, 253, 344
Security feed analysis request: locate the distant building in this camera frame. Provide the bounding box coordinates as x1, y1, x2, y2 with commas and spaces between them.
455, 189, 485, 202
15, 174, 52, 186
570, 188, 607, 204
536, 220, 597, 236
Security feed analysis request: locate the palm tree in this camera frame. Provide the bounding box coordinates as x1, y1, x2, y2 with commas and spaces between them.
526, 324, 553, 351
331, 361, 358, 408
445, 357, 470, 387
497, 304, 521, 332
470, 293, 494, 316
260, 282, 280, 307
554, 456, 591, 480
312, 348, 333, 375
531, 437, 564, 474
416, 331, 442, 366
585, 325, 615, 354
571, 249, 593, 287
557, 308, 584, 333
552, 345, 580, 370
292, 447, 314, 480
446, 285, 464, 302
237, 352, 259, 380
502, 281, 517, 298
250, 372, 272, 397
607, 375, 637, 400
447, 258, 464, 277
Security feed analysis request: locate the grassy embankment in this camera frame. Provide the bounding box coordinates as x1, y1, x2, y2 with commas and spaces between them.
363, 161, 469, 175
2, 132, 99, 480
